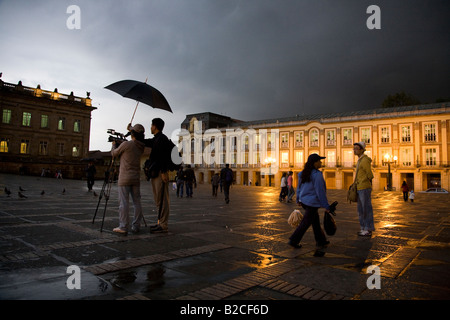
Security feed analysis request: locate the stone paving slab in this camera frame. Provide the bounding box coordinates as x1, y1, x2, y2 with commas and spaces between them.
1, 172, 450, 303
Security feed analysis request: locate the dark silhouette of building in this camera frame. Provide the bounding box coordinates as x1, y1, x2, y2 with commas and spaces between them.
0, 75, 96, 178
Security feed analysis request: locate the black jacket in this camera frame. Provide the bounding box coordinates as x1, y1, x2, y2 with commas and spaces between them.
144, 132, 170, 173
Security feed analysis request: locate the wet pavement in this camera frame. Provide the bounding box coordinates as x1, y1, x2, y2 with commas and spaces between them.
1, 172, 449, 303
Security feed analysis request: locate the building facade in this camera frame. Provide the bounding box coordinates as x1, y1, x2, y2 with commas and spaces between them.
0, 77, 96, 179
179, 103, 450, 192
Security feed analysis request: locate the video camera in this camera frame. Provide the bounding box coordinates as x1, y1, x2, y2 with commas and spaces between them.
107, 129, 128, 147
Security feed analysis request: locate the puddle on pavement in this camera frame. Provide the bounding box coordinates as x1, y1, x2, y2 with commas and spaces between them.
104, 264, 193, 295
244, 252, 278, 269
0, 266, 113, 299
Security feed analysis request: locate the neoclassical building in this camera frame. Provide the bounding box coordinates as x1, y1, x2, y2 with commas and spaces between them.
179, 103, 450, 192
0, 76, 96, 178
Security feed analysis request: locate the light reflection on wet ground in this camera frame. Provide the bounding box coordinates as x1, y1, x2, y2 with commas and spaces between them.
1, 173, 449, 299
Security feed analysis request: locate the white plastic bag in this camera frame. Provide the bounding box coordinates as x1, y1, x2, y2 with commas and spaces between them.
288, 209, 303, 227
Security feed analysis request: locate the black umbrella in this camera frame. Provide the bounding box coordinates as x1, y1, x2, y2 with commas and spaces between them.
105, 79, 172, 123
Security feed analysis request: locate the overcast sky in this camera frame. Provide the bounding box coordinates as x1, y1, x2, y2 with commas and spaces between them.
1, 0, 449, 151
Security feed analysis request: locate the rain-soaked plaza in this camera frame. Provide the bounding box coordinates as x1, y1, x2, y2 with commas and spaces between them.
0, 172, 449, 301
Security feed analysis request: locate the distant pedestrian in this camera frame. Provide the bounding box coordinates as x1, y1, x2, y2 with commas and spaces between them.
220, 164, 233, 204
184, 165, 196, 198
288, 154, 330, 249
287, 171, 295, 202
409, 190, 415, 203
85, 162, 96, 191
279, 172, 288, 202
401, 181, 409, 202
211, 173, 220, 197
353, 142, 375, 237
176, 166, 186, 198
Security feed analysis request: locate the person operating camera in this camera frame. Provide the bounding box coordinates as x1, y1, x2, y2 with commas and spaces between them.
111, 124, 146, 235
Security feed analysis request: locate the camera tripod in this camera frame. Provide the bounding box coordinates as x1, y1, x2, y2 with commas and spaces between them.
92, 158, 116, 232
92, 157, 147, 232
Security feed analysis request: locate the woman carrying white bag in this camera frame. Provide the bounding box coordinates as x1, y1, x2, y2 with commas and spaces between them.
288, 154, 331, 249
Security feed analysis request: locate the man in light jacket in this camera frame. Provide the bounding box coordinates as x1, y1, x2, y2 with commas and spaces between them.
353, 141, 375, 236
111, 124, 146, 235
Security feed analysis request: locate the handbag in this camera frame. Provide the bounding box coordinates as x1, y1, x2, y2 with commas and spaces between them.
347, 162, 360, 203
288, 209, 303, 227
347, 183, 358, 203
324, 211, 337, 236
143, 160, 159, 181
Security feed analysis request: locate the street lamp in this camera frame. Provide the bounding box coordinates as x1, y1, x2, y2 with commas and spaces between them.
264, 157, 276, 187
382, 153, 397, 191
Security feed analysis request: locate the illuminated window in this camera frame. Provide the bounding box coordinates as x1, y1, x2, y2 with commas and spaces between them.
425, 148, 437, 166
58, 117, 66, 130
295, 132, 303, 147
424, 123, 436, 142
309, 129, 319, 147
401, 125, 411, 142
72, 145, 80, 157
281, 151, 289, 167
74, 120, 81, 132
22, 112, 31, 126
20, 139, 30, 154
360, 128, 371, 144
343, 129, 352, 145
400, 148, 413, 166
380, 126, 390, 143
343, 150, 353, 167
326, 150, 336, 167
2, 109, 11, 124
281, 133, 289, 148
295, 151, 303, 167
41, 115, 49, 128
326, 130, 335, 146
0, 138, 9, 152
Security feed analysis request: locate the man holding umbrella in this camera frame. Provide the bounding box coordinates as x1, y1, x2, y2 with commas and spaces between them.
144, 118, 171, 233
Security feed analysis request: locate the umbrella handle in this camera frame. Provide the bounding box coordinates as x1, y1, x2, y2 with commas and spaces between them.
129, 77, 148, 125
130, 100, 140, 124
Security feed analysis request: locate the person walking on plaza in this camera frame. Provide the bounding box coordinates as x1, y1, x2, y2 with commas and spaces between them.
220, 164, 233, 204
289, 154, 331, 249
176, 166, 186, 198
184, 165, 196, 198
409, 190, 415, 203
211, 173, 220, 197
85, 161, 96, 191
287, 171, 295, 202
401, 181, 409, 202
279, 172, 288, 202
353, 141, 375, 237
111, 124, 146, 235
144, 118, 171, 233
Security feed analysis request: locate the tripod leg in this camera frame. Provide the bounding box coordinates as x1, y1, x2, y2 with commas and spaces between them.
142, 213, 147, 227
100, 196, 109, 232
92, 177, 108, 224
100, 173, 114, 232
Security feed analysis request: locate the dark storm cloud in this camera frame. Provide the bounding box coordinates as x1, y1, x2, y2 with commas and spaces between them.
1, 0, 449, 150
